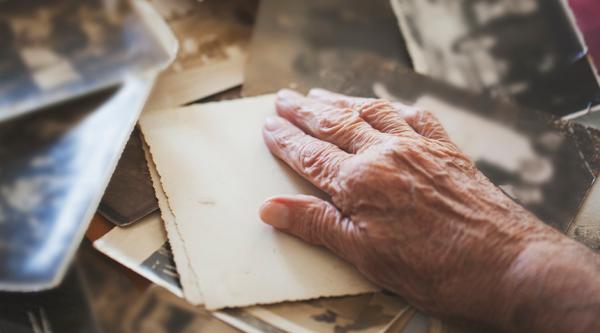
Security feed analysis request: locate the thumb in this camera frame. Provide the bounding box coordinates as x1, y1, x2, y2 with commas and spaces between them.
259, 194, 361, 263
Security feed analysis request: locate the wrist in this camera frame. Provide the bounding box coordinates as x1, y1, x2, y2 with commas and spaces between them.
496, 238, 600, 333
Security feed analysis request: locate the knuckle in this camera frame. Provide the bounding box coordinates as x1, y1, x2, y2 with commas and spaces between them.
366, 99, 393, 110
316, 115, 340, 132
412, 109, 428, 126
358, 100, 394, 118
272, 131, 293, 150
296, 142, 341, 184
269, 124, 299, 147
301, 203, 331, 244
417, 110, 440, 127
421, 110, 435, 119
297, 141, 329, 169
315, 109, 357, 137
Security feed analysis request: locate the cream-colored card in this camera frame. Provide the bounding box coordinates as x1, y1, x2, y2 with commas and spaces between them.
143, 142, 205, 305
140, 94, 377, 310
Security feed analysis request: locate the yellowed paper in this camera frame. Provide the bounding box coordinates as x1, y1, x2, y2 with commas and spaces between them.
143, 141, 204, 305
140, 94, 377, 310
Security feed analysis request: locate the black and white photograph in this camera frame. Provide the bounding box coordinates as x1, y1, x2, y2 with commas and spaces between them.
0, 0, 171, 121
390, 0, 600, 117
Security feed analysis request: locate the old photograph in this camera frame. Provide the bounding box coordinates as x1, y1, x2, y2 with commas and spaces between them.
391, 0, 600, 117
144, 0, 257, 109
0, 0, 170, 120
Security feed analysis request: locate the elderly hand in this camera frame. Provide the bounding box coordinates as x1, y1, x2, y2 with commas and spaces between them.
259, 89, 600, 333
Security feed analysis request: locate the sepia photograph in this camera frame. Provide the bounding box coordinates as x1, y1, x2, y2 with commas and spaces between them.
143, 0, 257, 109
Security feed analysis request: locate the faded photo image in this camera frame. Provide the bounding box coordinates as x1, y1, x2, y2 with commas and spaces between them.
243, 293, 408, 333
0, 0, 170, 120
144, 0, 258, 109
391, 0, 600, 117
149, 0, 256, 77
243, 0, 412, 97
219, 293, 410, 333
219, 293, 476, 333
94, 212, 183, 298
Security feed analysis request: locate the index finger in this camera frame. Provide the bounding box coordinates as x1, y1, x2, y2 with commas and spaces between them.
263, 116, 350, 196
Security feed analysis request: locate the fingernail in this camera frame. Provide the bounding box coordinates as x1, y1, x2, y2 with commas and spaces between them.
260, 200, 290, 229
264, 116, 284, 131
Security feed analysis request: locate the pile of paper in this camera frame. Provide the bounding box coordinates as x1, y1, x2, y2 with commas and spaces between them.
139, 95, 377, 309
93, 1, 600, 333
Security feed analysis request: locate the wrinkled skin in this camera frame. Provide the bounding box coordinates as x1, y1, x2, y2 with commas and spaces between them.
259, 89, 600, 333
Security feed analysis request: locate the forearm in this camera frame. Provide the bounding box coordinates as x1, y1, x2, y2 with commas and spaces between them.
499, 239, 600, 333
